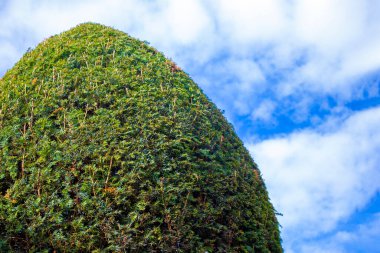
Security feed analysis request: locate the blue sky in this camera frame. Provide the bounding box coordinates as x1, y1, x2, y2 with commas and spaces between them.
1, 0, 380, 252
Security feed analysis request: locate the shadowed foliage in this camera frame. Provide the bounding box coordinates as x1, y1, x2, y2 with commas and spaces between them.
0, 23, 282, 252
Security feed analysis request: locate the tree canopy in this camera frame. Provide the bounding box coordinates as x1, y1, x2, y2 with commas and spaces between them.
0, 23, 281, 252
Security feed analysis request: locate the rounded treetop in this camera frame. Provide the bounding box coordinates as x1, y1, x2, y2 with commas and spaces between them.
0, 23, 281, 252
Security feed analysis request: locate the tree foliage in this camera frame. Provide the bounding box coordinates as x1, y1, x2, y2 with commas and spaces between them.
0, 23, 282, 252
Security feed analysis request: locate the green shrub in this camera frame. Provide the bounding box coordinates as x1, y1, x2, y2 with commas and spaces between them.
0, 23, 282, 252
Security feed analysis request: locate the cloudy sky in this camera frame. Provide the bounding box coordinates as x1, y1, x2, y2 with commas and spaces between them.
1, 0, 380, 252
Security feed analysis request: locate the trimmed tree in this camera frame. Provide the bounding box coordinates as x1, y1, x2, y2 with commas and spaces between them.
0, 23, 282, 252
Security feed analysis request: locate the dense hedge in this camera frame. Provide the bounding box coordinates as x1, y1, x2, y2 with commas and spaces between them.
0, 23, 282, 252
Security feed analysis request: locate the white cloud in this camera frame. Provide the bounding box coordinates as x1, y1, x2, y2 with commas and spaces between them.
293, 0, 366, 53
0, 41, 20, 76
213, 0, 288, 45
340, 36, 380, 79
159, 0, 212, 45
291, 0, 380, 93
297, 212, 380, 253
188, 57, 267, 116
251, 100, 276, 123
337, 213, 380, 251
249, 106, 380, 251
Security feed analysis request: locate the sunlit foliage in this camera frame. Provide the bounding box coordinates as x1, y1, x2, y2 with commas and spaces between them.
0, 23, 281, 252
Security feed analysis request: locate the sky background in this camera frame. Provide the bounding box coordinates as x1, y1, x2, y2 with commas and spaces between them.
1, 0, 380, 252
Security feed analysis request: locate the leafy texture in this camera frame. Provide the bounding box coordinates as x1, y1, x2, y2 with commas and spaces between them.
0, 23, 282, 252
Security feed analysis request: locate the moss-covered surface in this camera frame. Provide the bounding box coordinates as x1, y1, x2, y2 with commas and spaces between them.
0, 23, 281, 252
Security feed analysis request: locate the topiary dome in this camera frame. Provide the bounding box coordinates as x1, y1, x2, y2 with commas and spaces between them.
0, 23, 281, 252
